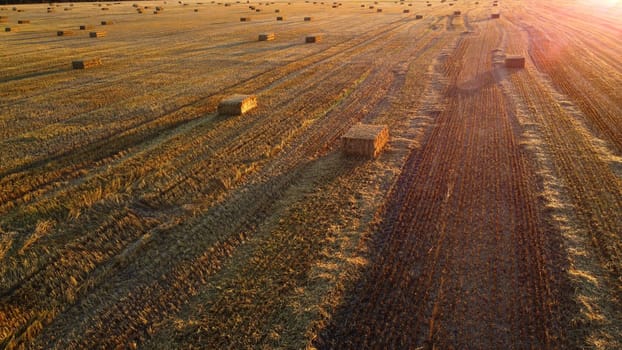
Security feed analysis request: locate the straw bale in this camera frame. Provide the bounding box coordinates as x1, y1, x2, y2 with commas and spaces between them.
505, 55, 525, 68
305, 34, 322, 43
72, 58, 102, 69
258, 32, 275, 41
89, 31, 106, 37
218, 94, 257, 115
342, 124, 389, 158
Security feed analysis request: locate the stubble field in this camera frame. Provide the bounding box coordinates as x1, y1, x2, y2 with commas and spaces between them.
1, 0, 621, 348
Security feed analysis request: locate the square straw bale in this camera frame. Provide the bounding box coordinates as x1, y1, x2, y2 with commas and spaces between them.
218, 94, 257, 115
342, 124, 389, 158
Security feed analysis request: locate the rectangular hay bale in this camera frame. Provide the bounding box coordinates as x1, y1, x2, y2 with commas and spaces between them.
17, 19, 30, 24
72, 58, 102, 69
305, 34, 322, 43
304, 16, 312, 21
218, 94, 257, 115
491, 13, 500, 18
79, 25, 93, 30
89, 31, 106, 37
342, 124, 389, 158
258, 32, 275, 41
505, 55, 525, 68
57, 30, 74, 36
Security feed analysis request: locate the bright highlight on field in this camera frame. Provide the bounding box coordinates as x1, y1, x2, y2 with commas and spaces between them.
0, 0, 621, 349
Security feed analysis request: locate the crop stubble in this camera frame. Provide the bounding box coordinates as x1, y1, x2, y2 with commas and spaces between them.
1, 0, 620, 349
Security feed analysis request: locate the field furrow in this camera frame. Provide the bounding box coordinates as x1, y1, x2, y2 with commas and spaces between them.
316, 13, 571, 349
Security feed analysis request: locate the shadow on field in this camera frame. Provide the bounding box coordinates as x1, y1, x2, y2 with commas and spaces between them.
447, 66, 519, 97
0, 67, 69, 83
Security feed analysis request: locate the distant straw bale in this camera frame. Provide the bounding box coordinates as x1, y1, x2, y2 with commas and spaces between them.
258, 32, 275, 41
305, 34, 322, 43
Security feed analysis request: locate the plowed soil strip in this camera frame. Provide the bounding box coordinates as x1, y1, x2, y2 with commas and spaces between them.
317, 22, 570, 349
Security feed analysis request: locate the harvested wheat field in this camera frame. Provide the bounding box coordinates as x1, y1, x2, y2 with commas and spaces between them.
0, 0, 621, 349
